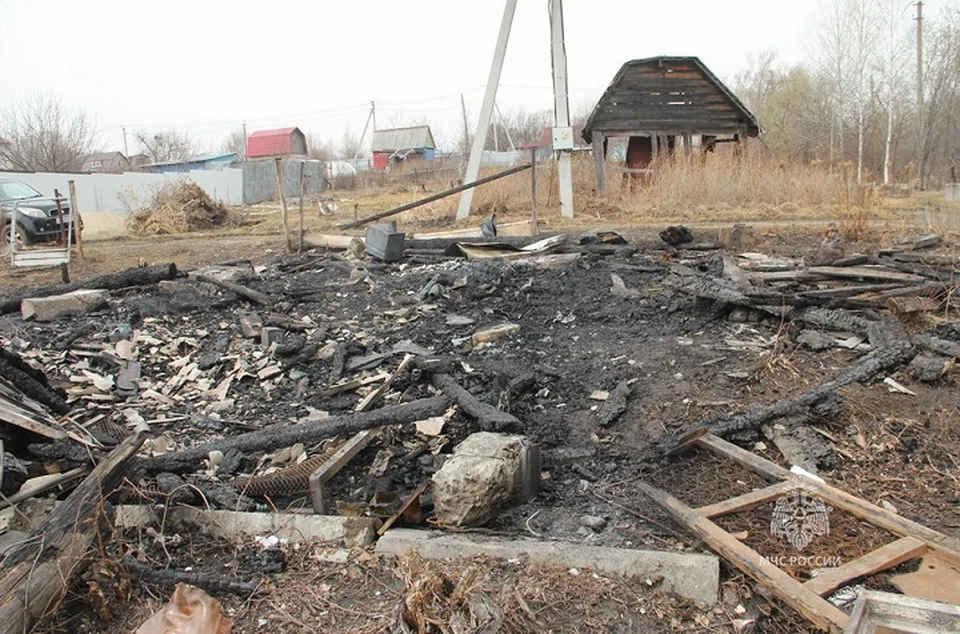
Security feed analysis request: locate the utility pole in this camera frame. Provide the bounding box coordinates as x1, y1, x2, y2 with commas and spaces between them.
456, 0, 517, 220
242, 121, 247, 159
915, 1, 925, 189
122, 126, 128, 157
356, 102, 376, 160
460, 94, 471, 160
550, 0, 574, 218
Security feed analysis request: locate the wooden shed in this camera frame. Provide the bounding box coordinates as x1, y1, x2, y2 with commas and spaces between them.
246, 127, 308, 159
582, 56, 760, 192
370, 126, 436, 171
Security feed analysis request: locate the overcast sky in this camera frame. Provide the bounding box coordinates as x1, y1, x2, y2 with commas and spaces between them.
0, 0, 946, 155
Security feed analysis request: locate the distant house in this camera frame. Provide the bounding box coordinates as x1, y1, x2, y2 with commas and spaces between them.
246, 127, 308, 159
128, 154, 151, 170
140, 153, 237, 174
82, 151, 130, 173
370, 125, 436, 171
582, 56, 761, 191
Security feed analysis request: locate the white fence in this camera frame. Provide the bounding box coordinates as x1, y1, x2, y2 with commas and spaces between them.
1, 169, 244, 214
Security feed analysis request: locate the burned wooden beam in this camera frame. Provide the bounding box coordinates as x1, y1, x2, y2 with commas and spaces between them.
0, 433, 144, 632
659, 341, 916, 453
123, 557, 261, 596
144, 396, 451, 473
191, 274, 272, 306
431, 373, 523, 432
0, 263, 180, 315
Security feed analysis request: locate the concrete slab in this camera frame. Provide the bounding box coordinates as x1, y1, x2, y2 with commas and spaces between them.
115, 506, 380, 547
376, 528, 719, 606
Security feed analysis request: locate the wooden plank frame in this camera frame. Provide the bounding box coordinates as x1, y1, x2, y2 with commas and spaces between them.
639, 432, 960, 633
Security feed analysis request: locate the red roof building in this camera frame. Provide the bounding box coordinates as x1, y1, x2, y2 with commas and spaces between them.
246, 127, 308, 159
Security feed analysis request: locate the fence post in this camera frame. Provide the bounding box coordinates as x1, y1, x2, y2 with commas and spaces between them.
530, 148, 539, 236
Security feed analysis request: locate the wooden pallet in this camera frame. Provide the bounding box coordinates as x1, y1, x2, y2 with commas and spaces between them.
640, 432, 960, 633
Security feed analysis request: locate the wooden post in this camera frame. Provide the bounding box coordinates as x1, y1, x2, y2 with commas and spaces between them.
53, 189, 66, 246
275, 158, 292, 252
298, 161, 306, 253
67, 180, 83, 259
530, 148, 539, 235
592, 132, 606, 193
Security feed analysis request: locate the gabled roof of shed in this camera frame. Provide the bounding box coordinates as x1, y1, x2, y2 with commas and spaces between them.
582, 56, 761, 143
371, 126, 436, 152
246, 127, 306, 158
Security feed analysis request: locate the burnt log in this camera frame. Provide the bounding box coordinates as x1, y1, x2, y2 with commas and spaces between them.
191, 274, 272, 306
0, 263, 180, 315
123, 557, 261, 595
0, 433, 143, 632
659, 341, 915, 453
144, 396, 451, 473
0, 348, 70, 415
431, 373, 523, 432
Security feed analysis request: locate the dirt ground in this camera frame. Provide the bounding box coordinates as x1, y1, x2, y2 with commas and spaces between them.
2, 207, 959, 633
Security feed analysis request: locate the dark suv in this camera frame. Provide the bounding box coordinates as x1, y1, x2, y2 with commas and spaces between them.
0, 177, 80, 255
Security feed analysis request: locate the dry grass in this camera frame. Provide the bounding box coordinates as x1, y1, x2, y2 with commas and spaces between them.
126, 181, 238, 236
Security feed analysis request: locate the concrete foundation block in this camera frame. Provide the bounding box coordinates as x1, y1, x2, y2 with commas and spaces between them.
115, 506, 379, 547
432, 432, 540, 527
376, 528, 719, 606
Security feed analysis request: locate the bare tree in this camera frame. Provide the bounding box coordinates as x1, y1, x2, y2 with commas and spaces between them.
875, 0, 913, 184
0, 93, 98, 172
136, 129, 199, 163
812, 0, 854, 163
339, 129, 361, 159
488, 107, 551, 151
219, 127, 246, 160
308, 135, 336, 161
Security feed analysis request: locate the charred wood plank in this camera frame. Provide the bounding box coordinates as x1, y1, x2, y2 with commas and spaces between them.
0, 434, 144, 632
755, 266, 926, 284
144, 396, 451, 473
432, 373, 523, 432
871, 256, 958, 281
0, 263, 179, 315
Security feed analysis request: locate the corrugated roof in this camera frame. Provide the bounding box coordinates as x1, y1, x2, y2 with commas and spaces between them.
248, 127, 298, 138
371, 126, 435, 152
247, 127, 306, 158
141, 153, 236, 168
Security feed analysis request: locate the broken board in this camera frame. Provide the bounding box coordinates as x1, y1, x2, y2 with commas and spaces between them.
642, 432, 960, 633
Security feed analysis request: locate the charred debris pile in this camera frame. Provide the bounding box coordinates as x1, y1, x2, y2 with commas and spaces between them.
0, 225, 958, 631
